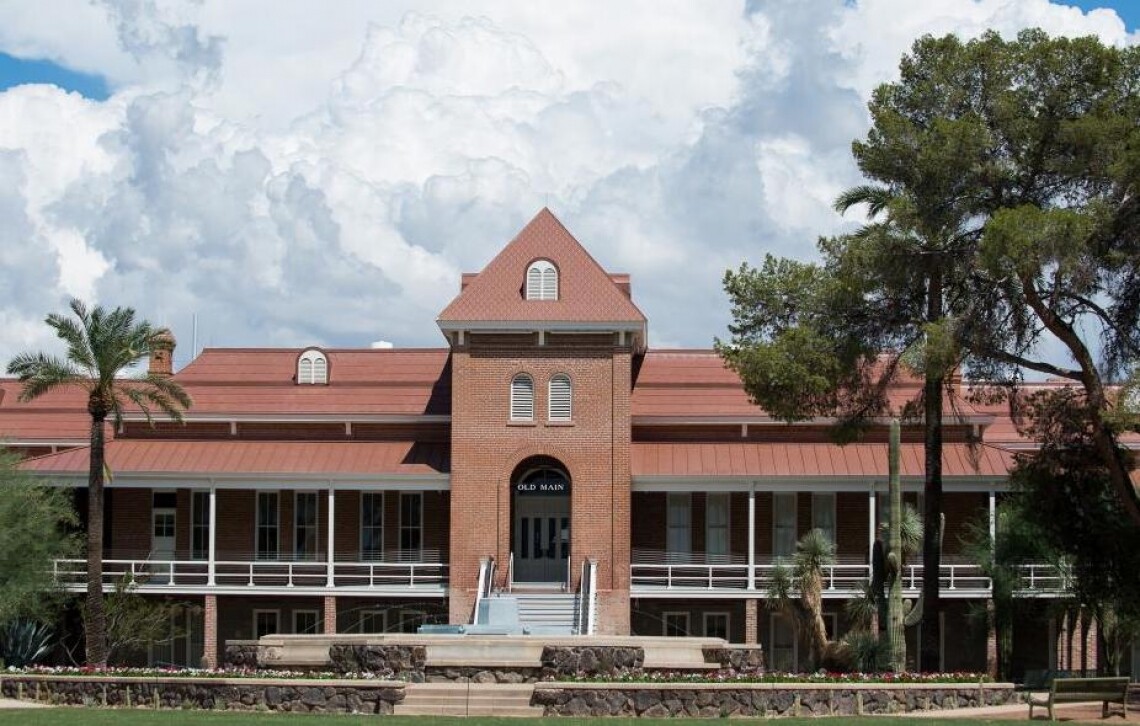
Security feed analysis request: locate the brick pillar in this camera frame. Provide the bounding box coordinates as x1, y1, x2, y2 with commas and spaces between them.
323, 595, 337, 635
985, 599, 998, 679
203, 594, 218, 669
1057, 610, 1071, 671
744, 599, 759, 645
1083, 611, 1098, 675
1073, 609, 1087, 675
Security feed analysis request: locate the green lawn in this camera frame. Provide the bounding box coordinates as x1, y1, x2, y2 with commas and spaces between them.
0, 709, 1026, 726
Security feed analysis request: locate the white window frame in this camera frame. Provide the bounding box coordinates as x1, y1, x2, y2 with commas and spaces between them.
811, 492, 836, 547
360, 491, 384, 561
525, 259, 558, 300
293, 490, 319, 561
399, 492, 423, 559
253, 609, 280, 639
663, 611, 690, 637
256, 491, 280, 560
510, 374, 534, 421
703, 611, 730, 641
666, 493, 691, 561
292, 609, 320, 635
398, 609, 426, 634
773, 493, 797, 560
297, 349, 328, 384
547, 373, 572, 422
358, 609, 387, 634
705, 492, 730, 561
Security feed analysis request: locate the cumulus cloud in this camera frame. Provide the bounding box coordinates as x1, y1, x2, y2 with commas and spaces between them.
0, 0, 1133, 366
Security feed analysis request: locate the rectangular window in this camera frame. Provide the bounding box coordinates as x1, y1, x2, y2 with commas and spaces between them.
398, 609, 425, 634
359, 610, 387, 634
666, 493, 691, 561
770, 613, 796, 672
663, 611, 690, 637
293, 610, 320, 635
400, 492, 423, 558
773, 493, 797, 559
191, 491, 210, 560
361, 492, 384, 561
812, 492, 836, 547
294, 491, 318, 560
706, 493, 730, 561
704, 612, 730, 640
253, 610, 280, 639
256, 492, 279, 560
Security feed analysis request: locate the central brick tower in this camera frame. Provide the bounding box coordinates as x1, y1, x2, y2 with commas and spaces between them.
437, 209, 646, 634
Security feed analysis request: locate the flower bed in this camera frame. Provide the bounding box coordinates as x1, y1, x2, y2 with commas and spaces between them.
562, 669, 992, 684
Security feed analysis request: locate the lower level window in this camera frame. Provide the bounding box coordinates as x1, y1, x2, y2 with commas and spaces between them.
293, 610, 320, 635
704, 612, 730, 640
663, 611, 690, 637
398, 609, 425, 634
400, 493, 423, 557
253, 610, 280, 639
358, 610, 387, 634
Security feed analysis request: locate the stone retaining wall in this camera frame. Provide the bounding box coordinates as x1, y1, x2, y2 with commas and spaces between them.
329, 644, 426, 680
541, 645, 644, 678
0, 675, 404, 714
532, 682, 1022, 718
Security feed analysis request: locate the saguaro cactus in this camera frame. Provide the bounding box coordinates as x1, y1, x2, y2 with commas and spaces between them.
887, 417, 906, 672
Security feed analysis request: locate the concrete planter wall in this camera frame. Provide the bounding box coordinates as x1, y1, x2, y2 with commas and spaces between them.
0, 675, 404, 714
532, 681, 1022, 718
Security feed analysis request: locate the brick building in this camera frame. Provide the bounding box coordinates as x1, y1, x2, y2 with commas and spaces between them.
0, 209, 1121, 675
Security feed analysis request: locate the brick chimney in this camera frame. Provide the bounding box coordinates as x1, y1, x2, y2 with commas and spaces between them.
149, 329, 176, 376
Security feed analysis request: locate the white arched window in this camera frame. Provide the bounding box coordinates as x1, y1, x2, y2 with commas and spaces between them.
525, 260, 558, 300
548, 374, 572, 421
298, 349, 328, 385
510, 374, 534, 421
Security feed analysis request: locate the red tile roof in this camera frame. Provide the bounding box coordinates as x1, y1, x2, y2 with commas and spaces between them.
437, 209, 646, 325
632, 351, 983, 420
631, 441, 1013, 478
20, 440, 449, 477
0, 381, 91, 443
169, 348, 452, 417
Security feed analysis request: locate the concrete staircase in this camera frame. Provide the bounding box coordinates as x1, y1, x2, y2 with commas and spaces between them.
512, 592, 579, 634
394, 683, 542, 717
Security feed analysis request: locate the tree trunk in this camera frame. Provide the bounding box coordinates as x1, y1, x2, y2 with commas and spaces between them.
86, 414, 108, 667
921, 264, 943, 673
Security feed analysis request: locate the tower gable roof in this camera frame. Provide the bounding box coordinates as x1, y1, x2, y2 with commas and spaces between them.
437, 208, 646, 328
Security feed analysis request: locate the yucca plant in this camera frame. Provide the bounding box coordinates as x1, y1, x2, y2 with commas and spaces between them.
0, 619, 55, 668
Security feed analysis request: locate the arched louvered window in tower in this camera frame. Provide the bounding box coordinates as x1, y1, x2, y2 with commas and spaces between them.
510, 374, 534, 421
297, 349, 328, 385
548, 374, 572, 421
525, 259, 558, 300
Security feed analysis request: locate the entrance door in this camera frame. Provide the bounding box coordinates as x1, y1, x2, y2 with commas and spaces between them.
512, 465, 571, 584
151, 492, 177, 584
514, 496, 570, 583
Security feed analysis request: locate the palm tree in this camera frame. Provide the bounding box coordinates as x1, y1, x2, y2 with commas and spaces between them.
7, 299, 191, 667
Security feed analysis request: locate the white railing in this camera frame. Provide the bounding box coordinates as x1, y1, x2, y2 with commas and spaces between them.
586, 558, 598, 635
472, 556, 493, 625
629, 556, 1068, 596
53, 558, 448, 590
505, 552, 514, 593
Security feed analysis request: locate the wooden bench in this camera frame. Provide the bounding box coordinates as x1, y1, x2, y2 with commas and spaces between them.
1027, 676, 1130, 721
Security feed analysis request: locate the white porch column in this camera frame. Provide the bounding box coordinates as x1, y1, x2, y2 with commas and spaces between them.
868, 485, 877, 561
747, 485, 756, 590
207, 485, 217, 586
326, 486, 336, 587
988, 489, 996, 551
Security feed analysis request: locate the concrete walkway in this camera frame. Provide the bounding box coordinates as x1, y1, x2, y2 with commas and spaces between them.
908, 697, 1139, 721
0, 698, 47, 709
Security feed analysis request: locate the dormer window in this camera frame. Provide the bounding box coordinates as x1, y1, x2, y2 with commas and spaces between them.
297, 349, 328, 385
525, 260, 558, 300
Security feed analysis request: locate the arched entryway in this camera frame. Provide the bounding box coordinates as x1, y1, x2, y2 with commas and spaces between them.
511, 457, 570, 584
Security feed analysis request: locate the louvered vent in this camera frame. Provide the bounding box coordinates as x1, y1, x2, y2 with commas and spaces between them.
548, 374, 572, 421
525, 260, 558, 300
511, 374, 534, 420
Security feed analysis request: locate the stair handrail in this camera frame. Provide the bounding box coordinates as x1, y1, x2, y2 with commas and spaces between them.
506, 551, 514, 593
577, 559, 587, 634
586, 558, 598, 635
472, 556, 491, 624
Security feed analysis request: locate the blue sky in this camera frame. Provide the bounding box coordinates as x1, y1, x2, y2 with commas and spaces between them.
0, 0, 1135, 364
